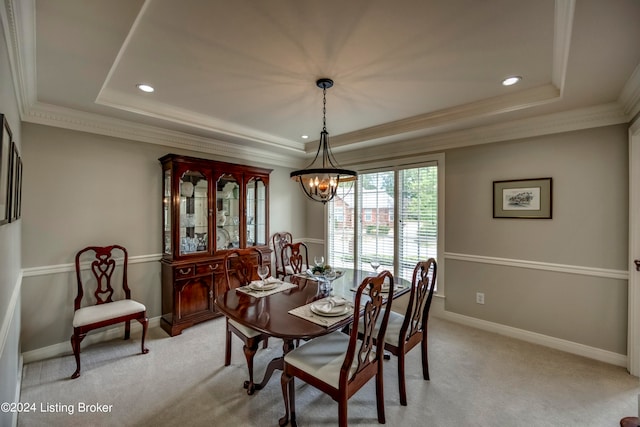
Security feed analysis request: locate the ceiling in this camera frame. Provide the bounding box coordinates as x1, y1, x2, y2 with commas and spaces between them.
3, 0, 640, 166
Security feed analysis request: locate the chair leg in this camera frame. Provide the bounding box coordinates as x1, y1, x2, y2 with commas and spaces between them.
70, 331, 85, 379
421, 333, 430, 381
225, 321, 232, 366
398, 352, 408, 406
263, 337, 269, 349
376, 365, 386, 423
139, 317, 150, 354
338, 397, 348, 427
279, 372, 293, 426
242, 340, 260, 395
124, 320, 131, 340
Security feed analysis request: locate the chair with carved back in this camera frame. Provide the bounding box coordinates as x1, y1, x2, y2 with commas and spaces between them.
279, 271, 394, 427
272, 231, 293, 279
223, 248, 272, 395
280, 241, 309, 280
360, 258, 437, 405
70, 245, 149, 379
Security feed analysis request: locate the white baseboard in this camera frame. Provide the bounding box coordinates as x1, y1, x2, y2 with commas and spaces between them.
22, 316, 162, 364
436, 309, 627, 368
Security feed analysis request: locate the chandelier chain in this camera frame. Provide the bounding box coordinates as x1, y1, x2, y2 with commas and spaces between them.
322, 86, 327, 132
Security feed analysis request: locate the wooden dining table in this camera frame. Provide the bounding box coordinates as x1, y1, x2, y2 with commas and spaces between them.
214, 268, 411, 394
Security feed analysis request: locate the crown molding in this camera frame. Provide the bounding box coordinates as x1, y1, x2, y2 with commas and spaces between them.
22, 102, 302, 168
338, 102, 629, 166
328, 84, 561, 149
1, 0, 36, 116
620, 63, 640, 120
96, 88, 306, 154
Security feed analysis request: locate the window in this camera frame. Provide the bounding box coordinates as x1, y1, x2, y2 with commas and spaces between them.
327, 158, 441, 284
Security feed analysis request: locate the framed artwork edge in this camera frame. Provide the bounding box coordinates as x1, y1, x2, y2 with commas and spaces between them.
493, 177, 553, 219
0, 114, 11, 226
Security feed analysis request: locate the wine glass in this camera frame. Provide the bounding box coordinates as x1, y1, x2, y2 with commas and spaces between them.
322, 268, 337, 293
314, 256, 325, 268
370, 260, 381, 273
257, 265, 269, 287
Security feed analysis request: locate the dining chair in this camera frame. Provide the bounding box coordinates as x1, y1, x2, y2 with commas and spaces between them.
272, 231, 293, 279
70, 245, 149, 379
362, 258, 437, 405
280, 241, 309, 280
280, 271, 394, 427
223, 248, 271, 395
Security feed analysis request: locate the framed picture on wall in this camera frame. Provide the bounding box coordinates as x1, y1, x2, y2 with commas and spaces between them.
10, 141, 20, 221
0, 114, 12, 226
493, 177, 552, 219
14, 156, 22, 220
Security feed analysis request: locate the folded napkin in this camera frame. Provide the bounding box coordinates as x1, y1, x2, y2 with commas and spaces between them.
328, 296, 349, 306
250, 276, 280, 288
313, 296, 349, 313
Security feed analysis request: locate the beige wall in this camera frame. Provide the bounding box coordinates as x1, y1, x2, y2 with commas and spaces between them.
0, 17, 23, 427
444, 125, 629, 354
20, 123, 309, 352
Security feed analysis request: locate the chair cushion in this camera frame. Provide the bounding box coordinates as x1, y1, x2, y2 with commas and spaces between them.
73, 299, 146, 327
284, 331, 371, 389
357, 309, 404, 347
228, 318, 263, 338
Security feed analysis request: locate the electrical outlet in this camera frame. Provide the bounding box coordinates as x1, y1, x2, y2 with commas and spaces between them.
476, 292, 485, 304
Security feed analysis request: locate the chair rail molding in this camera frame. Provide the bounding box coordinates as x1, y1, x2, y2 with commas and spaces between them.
444, 252, 628, 280
22, 253, 163, 277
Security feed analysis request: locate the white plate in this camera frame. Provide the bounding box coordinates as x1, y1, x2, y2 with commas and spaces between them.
216, 227, 230, 250
250, 282, 278, 291
310, 301, 351, 317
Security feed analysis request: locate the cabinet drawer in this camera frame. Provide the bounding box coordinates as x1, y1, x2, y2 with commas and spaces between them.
196, 262, 222, 276
174, 265, 196, 279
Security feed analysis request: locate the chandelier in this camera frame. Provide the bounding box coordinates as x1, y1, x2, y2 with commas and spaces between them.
290, 78, 357, 204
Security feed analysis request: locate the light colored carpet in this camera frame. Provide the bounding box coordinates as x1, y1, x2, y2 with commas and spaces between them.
18, 316, 640, 426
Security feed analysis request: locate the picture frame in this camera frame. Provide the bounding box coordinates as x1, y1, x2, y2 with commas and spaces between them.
493, 177, 552, 219
10, 141, 21, 221
0, 114, 12, 226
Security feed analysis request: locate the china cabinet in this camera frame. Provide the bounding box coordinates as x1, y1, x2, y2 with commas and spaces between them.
159, 154, 272, 336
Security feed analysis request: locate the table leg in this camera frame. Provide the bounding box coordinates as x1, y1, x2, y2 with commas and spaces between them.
246, 339, 296, 393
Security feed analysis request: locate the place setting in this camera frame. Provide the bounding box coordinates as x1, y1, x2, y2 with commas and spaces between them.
236, 265, 296, 297
288, 295, 354, 327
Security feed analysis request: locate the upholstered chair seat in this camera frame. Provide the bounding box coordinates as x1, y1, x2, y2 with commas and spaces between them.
73, 300, 146, 328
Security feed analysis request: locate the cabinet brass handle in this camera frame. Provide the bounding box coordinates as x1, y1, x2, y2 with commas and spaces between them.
179, 268, 192, 275
209, 264, 218, 270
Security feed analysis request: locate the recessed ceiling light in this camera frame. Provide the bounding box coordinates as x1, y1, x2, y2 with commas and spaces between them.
502, 76, 522, 86
136, 83, 155, 93
301, 135, 309, 139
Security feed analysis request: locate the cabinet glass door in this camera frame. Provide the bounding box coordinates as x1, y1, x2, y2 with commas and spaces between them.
246, 177, 267, 246
216, 174, 240, 250
179, 170, 209, 255
163, 168, 172, 255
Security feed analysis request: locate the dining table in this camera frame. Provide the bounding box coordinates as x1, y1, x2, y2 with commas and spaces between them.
214, 268, 411, 394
